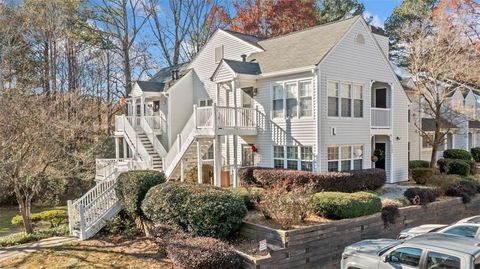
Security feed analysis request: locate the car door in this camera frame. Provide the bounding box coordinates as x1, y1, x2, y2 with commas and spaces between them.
424, 251, 462, 269
379, 247, 423, 269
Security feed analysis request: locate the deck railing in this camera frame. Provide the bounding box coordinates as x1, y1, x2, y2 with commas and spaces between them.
195, 104, 257, 129
371, 108, 391, 128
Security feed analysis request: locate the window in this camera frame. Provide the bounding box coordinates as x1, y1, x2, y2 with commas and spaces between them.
204, 145, 214, 160
443, 225, 478, 238
273, 146, 284, 168
353, 85, 363, 118
423, 133, 433, 148
328, 82, 339, 117
286, 146, 298, 169
273, 85, 284, 118
215, 45, 224, 63
301, 146, 313, 171
389, 247, 422, 267
353, 145, 363, 170
299, 81, 313, 117
328, 145, 364, 172
341, 83, 352, 117
285, 83, 298, 118
426, 252, 461, 269
199, 99, 213, 107
327, 147, 339, 172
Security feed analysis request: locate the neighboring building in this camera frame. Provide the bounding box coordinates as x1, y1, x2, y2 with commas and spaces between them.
69, 16, 411, 239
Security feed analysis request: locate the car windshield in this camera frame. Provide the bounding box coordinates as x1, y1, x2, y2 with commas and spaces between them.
378, 245, 396, 256
443, 225, 478, 238
467, 217, 480, 224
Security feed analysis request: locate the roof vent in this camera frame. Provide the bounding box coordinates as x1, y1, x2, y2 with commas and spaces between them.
241, 54, 247, 62
355, 34, 365, 45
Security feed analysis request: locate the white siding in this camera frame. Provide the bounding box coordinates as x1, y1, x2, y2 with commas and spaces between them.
319, 19, 409, 182
167, 71, 194, 148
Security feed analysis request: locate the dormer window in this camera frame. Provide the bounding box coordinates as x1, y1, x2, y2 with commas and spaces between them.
215, 45, 224, 64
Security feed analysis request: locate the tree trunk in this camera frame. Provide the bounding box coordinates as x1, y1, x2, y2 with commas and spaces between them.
19, 198, 33, 234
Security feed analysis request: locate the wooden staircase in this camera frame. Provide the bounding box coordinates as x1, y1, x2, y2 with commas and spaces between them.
138, 133, 163, 171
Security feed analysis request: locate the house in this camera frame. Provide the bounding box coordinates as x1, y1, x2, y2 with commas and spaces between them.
68, 15, 410, 240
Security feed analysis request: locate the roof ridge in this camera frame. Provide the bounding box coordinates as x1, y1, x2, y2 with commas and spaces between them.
258, 15, 361, 43
223, 29, 263, 40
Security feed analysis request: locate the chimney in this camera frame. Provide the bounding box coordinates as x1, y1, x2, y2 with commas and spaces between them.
175, 70, 179, 80
171, 70, 175, 80
241, 54, 247, 62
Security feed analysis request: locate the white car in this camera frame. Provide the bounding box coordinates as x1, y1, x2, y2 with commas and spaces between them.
398, 216, 480, 240
398, 224, 448, 240
457, 215, 480, 224
341, 233, 480, 269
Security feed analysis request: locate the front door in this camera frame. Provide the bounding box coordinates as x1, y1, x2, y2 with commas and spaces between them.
374, 142, 386, 170
374, 88, 388, 108
242, 144, 255, 166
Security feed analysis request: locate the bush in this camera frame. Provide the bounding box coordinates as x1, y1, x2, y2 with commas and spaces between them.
445, 180, 480, 204
409, 160, 430, 169
185, 164, 214, 184
11, 209, 67, 228
142, 183, 247, 239
228, 187, 265, 209
115, 170, 165, 218
308, 192, 382, 219
257, 187, 308, 229
381, 199, 404, 208
0, 225, 69, 247
437, 159, 472, 176
238, 167, 275, 187
381, 205, 400, 227
428, 175, 461, 196
404, 188, 436, 205
102, 210, 141, 239
411, 168, 434, 185
472, 148, 480, 162
251, 168, 385, 193
166, 236, 242, 269
443, 149, 472, 161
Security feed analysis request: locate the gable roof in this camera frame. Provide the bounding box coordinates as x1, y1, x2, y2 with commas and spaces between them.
247, 16, 360, 74
136, 81, 165, 92
222, 30, 264, 50
223, 59, 261, 75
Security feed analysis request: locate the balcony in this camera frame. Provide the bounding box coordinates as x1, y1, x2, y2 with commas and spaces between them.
195, 105, 257, 136
371, 107, 391, 129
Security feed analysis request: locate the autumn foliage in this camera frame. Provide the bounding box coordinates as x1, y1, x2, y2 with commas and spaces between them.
229, 0, 318, 38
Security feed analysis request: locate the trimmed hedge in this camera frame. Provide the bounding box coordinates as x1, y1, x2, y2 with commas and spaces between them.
472, 148, 480, 162
11, 209, 67, 228
250, 168, 385, 192
404, 188, 436, 205
308, 192, 382, 219
446, 180, 480, 204
437, 159, 472, 176
409, 160, 430, 169
142, 183, 247, 238
411, 168, 434, 185
443, 149, 472, 161
238, 166, 274, 187
166, 236, 242, 269
115, 170, 165, 218
227, 187, 265, 209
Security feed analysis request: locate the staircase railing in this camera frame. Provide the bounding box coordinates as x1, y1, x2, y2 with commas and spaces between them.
117, 115, 152, 169
141, 117, 167, 157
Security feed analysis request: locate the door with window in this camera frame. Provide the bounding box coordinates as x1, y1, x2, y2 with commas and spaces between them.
373, 88, 388, 108
380, 247, 423, 269
242, 144, 255, 167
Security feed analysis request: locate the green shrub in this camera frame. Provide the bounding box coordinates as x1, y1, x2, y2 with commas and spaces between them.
308, 192, 382, 219
437, 159, 472, 176
142, 183, 247, 239
257, 187, 309, 229
443, 149, 472, 160
102, 210, 141, 239
472, 148, 480, 162
411, 168, 434, 185
0, 225, 69, 247
428, 175, 461, 196
115, 170, 165, 218
166, 236, 242, 269
409, 160, 430, 169
11, 209, 67, 228
227, 187, 265, 209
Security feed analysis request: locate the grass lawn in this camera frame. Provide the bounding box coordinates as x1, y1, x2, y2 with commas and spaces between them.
0, 237, 173, 269
0, 206, 66, 237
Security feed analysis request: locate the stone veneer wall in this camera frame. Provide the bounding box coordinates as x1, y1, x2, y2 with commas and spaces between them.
237, 197, 480, 269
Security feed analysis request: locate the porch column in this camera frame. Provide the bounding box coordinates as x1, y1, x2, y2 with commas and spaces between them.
213, 135, 222, 187
197, 139, 203, 184
180, 160, 185, 182
132, 98, 136, 117
140, 96, 145, 117
122, 138, 127, 158
115, 137, 120, 161
233, 135, 238, 187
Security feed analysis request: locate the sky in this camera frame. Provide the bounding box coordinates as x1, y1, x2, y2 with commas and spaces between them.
360, 0, 404, 28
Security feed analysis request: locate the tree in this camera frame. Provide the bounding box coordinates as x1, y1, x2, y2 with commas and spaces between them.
229, 0, 317, 38
316, 0, 364, 25
402, 4, 480, 167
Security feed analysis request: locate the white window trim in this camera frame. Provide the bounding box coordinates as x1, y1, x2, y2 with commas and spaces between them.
327, 144, 364, 172
199, 99, 213, 107
272, 145, 314, 171
271, 78, 314, 120
328, 80, 365, 119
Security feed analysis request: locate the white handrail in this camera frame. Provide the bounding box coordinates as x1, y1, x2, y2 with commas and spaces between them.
119, 115, 152, 169
141, 117, 167, 157
164, 113, 197, 176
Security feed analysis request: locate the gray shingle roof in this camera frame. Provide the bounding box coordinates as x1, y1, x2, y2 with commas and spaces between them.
469, 120, 480, 129
422, 118, 457, 131
223, 59, 261, 75
247, 16, 360, 74
136, 81, 165, 92
223, 30, 264, 50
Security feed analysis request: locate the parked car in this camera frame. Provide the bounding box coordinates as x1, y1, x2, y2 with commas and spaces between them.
399, 222, 480, 240
341, 233, 480, 269
457, 215, 480, 224
398, 224, 448, 240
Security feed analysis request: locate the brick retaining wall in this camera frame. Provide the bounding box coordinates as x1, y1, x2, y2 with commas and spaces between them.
237, 197, 480, 269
